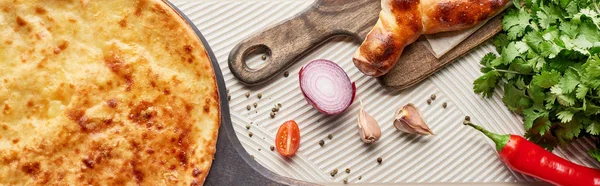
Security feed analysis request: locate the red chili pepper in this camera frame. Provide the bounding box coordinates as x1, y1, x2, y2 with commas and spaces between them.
464, 122, 600, 186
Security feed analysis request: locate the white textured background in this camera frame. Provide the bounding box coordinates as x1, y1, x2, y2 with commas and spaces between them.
173, 0, 600, 184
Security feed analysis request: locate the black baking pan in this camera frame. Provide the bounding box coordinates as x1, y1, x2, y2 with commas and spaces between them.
165, 1, 317, 185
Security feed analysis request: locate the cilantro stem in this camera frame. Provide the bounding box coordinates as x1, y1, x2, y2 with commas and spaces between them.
494, 69, 533, 75
478, 65, 533, 75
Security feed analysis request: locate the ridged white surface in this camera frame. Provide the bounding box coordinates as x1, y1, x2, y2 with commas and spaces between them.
174, 1, 600, 184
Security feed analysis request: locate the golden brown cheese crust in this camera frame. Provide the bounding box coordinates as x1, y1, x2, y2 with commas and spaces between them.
0, 0, 220, 185
353, 0, 508, 77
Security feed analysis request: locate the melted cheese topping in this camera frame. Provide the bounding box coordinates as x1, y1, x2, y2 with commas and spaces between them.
0, 0, 220, 185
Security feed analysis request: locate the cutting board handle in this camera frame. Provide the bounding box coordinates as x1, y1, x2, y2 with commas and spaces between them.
228, 0, 380, 86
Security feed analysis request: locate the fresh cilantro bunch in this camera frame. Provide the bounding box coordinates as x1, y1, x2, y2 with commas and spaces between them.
473, 0, 600, 161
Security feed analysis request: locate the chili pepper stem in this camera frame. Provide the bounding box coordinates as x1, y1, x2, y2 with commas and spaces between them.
463, 121, 510, 152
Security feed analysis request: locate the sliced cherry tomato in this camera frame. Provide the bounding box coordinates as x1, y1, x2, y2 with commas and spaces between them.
275, 120, 300, 157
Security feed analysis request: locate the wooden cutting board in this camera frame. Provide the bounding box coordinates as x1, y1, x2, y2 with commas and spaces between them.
228, 0, 502, 90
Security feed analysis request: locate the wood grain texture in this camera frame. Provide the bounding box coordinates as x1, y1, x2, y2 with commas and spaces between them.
379, 14, 503, 90
228, 0, 380, 85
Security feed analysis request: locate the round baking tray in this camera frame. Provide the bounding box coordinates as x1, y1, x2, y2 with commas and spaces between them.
164, 1, 315, 185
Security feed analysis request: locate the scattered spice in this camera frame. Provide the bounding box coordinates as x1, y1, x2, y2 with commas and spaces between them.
465, 116, 471, 121
427, 99, 432, 105
246, 125, 251, 130
328, 134, 333, 140
343, 178, 348, 184
319, 140, 325, 147
431, 94, 437, 101
358, 176, 362, 180
248, 132, 253, 137
442, 102, 448, 108
228, 95, 231, 101
261, 55, 267, 60
250, 155, 254, 159
253, 103, 258, 108
330, 169, 338, 177
257, 93, 262, 99
258, 148, 261, 151
270, 146, 275, 151
377, 157, 382, 164
345, 168, 351, 173
269, 104, 282, 119
284, 71, 289, 77
245, 92, 250, 98
246, 105, 251, 110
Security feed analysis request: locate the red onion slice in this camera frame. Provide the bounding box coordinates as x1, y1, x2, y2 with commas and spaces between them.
299, 59, 355, 115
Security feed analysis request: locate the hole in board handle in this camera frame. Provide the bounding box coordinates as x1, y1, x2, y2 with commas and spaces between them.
243, 44, 271, 70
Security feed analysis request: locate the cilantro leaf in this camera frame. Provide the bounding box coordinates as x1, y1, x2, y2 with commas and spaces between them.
503, 83, 533, 111
528, 85, 547, 108
515, 41, 530, 53
493, 34, 509, 53
558, 93, 577, 107
558, 69, 580, 94
586, 120, 600, 135
579, 21, 600, 43
531, 70, 561, 88
474, 0, 600, 160
524, 32, 544, 52
559, 21, 578, 38
474, 70, 501, 98
576, 84, 589, 99
573, 35, 594, 53
564, 1, 579, 17
509, 58, 533, 74
585, 102, 600, 116
527, 51, 546, 72
480, 53, 498, 67
540, 41, 562, 58
523, 107, 549, 130
557, 110, 575, 123
503, 8, 533, 40
502, 42, 521, 64
556, 120, 582, 141
537, 10, 559, 29
532, 115, 552, 135
589, 149, 600, 162
581, 55, 600, 89
545, 93, 558, 109
574, 8, 600, 29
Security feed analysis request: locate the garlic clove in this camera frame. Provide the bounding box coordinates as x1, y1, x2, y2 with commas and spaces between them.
357, 102, 381, 144
394, 104, 433, 135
